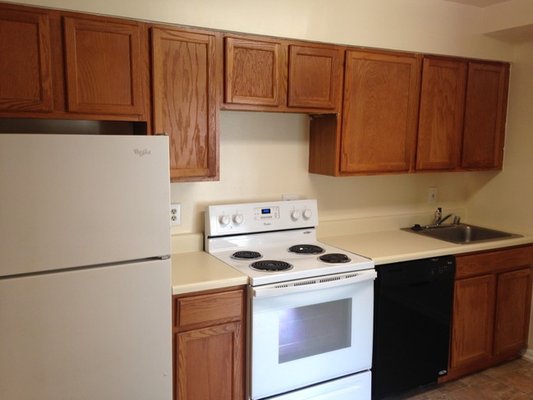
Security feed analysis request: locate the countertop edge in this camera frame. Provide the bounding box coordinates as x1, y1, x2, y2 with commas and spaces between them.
172, 276, 248, 295
321, 231, 533, 265
171, 251, 248, 295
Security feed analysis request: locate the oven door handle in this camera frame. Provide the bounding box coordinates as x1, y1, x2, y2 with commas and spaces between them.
252, 270, 377, 298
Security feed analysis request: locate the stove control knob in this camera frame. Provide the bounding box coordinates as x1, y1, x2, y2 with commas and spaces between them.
303, 209, 313, 220
219, 215, 231, 227
291, 210, 301, 221
233, 214, 244, 225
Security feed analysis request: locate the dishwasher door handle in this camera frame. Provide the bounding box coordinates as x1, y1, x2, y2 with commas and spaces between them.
409, 280, 432, 287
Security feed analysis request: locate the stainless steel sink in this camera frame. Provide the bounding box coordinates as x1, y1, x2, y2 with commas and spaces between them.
403, 223, 522, 244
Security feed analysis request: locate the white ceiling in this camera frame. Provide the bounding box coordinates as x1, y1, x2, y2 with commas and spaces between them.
443, 0, 512, 7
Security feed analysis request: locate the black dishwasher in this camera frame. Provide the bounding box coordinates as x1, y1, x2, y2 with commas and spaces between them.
372, 256, 455, 400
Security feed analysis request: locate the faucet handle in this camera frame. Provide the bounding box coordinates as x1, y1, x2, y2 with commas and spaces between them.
434, 207, 442, 223
453, 215, 461, 225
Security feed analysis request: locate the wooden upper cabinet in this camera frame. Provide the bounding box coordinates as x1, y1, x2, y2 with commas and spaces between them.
288, 44, 343, 110
223, 37, 343, 112
0, 5, 53, 112
416, 57, 467, 171
63, 16, 146, 117
225, 36, 285, 107
151, 27, 219, 181
461, 61, 509, 170
340, 50, 421, 174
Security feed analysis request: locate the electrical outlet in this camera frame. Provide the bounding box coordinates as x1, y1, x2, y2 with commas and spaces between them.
428, 187, 438, 204
170, 203, 181, 226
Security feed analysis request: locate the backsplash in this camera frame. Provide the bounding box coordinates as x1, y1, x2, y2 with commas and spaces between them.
170, 111, 476, 235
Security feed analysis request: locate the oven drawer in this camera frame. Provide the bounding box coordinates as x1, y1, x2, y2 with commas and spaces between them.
176, 289, 244, 331
270, 371, 371, 400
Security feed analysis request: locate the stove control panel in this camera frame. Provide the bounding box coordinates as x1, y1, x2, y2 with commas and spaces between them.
254, 206, 280, 221
205, 199, 319, 237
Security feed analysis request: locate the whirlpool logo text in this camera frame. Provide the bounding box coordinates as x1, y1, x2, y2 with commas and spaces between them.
133, 148, 151, 157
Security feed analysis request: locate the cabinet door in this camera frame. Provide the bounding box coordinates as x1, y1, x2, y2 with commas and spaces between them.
176, 322, 243, 400
63, 16, 145, 116
225, 37, 285, 107
288, 45, 343, 110
416, 57, 467, 171
461, 62, 509, 169
0, 6, 53, 112
493, 268, 532, 356
340, 50, 420, 173
450, 274, 496, 370
152, 27, 218, 181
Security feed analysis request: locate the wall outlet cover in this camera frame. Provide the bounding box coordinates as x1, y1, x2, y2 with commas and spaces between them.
170, 203, 181, 226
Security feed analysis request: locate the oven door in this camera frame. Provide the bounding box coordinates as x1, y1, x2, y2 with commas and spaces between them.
250, 269, 376, 400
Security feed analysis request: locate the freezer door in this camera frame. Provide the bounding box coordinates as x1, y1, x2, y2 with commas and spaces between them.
0, 259, 172, 400
0, 134, 170, 276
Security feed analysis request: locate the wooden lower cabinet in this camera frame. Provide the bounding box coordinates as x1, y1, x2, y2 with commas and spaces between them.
444, 245, 533, 381
450, 274, 496, 370
493, 268, 532, 356
173, 287, 245, 400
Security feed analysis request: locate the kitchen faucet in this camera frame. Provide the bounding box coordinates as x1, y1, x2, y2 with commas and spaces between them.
432, 207, 460, 227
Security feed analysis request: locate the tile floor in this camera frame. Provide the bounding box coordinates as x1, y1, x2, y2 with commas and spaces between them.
404, 358, 533, 400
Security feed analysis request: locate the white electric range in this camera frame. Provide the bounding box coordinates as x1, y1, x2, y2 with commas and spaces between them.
205, 199, 375, 400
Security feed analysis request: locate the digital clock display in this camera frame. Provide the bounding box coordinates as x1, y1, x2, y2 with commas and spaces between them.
254, 206, 279, 220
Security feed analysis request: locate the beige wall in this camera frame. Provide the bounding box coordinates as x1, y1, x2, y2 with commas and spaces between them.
5, 0, 513, 59
179, 111, 471, 232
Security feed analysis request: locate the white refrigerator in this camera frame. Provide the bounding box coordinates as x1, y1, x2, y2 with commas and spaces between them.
0, 134, 172, 400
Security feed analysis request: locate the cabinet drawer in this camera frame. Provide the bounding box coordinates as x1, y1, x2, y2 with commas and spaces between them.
176, 289, 243, 331
456, 245, 533, 278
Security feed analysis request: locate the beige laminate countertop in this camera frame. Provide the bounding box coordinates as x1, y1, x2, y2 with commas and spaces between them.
320, 229, 533, 265
171, 228, 533, 294
171, 251, 247, 295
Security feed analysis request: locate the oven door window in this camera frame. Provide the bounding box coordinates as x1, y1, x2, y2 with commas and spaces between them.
279, 299, 352, 363
251, 279, 374, 400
